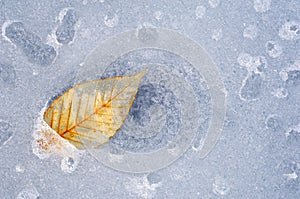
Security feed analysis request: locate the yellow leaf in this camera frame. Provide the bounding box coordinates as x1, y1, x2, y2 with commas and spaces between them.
43, 70, 147, 149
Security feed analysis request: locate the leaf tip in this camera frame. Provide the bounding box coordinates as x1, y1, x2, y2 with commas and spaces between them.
135, 69, 148, 79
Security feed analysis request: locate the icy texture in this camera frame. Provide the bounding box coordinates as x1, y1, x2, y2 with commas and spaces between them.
253, 0, 271, 13
0, 120, 13, 148
265, 40, 282, 58
0, 63, 16, 85
195, 5, 206, 19
4, 22, 57, 66
240, 72, 263, 101
55, 9, 78, 44
1, 0, 300, 198
279, 21, 300, 40
17, 185, 40, 199
243, 24, 258, 40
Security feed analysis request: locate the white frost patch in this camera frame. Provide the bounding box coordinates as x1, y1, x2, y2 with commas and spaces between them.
279, 60, 300, 81
32, 106, 79, 158
265, 40, 282, 58
208, 0, 220, 8
211, 28, 223, 41
1, 20, 19, 45
195, 5, 206, 19
271, 87, 288, 98
243, 24, 258, 40
253, 0, 271, 13
56, 7, 73, 23
279, 21, 300, 40
15, 164, 25, 173
32, 106, 82, 173
61, 156, 81, 173
283, 172, 298, 180
104, 14, 119, 28
125, 176, 161, 199
285, 123, 300, 138
237, 53, 267, 74
17, 184, 40, 199
46, 31, 62, 50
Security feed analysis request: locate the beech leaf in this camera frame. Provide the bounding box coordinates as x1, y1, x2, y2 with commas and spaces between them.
43, 70, 147, 149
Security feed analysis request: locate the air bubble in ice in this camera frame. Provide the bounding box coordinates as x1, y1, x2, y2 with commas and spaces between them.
61, 156, 79, 173
265, 41, 282, 58
265, 115, 281, 131
279, 21, 300, 40
147, 173, 162, 185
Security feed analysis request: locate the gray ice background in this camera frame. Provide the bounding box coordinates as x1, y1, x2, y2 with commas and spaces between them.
0, 0, 300, 198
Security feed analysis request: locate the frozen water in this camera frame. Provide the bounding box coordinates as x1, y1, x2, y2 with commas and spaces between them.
265, 115, 281, 132
265, 40, 282, 58
0, 63, 16, 85
237, 53, 267, 74
279, 21, 300, 41
208, 0, 220, 8
240, 72, 262, 101
4, 22, 57, 66
212, 176, 230, 196
195, 5, 206, 19
55, 9, 78, 45
243, 24, 258, 40
146, 173, 162, 185
211, 28, 223, 41
103, 13, 119, 28
253, 0, 272, 13
17, 185, 40, 199
15, 164, 25, 173
1, 0, 300, 198
280, 60, 300, 86
0, 120, 13, 148
272, 87, 288, 98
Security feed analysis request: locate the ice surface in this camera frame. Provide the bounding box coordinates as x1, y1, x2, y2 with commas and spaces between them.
195, 5, 206, 19
253, 0, 271, 13
265, 40, 282, 58
243, 24, 258, 40
55, 8, 78, 45
4, 22, 57, 66
1, 0, 300, 198
0, 120, 13, 148
240, 72, 262, 101
0, 63, 16, 85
